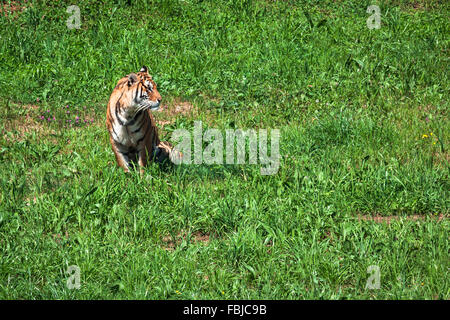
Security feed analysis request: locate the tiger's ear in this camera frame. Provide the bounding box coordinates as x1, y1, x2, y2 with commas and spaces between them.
128, 73, 138, 86
139, 66, 148, 73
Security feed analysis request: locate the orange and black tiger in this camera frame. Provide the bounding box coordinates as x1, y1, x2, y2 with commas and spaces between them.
106, 66, 174, 173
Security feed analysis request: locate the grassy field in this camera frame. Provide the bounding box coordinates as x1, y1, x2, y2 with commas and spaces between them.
0, 0, 448, 299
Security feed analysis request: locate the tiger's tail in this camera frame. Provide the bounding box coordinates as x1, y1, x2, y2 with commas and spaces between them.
153, 140, 183, 164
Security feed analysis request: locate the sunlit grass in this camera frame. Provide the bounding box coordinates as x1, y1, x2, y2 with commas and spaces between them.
0, 0, 448, 299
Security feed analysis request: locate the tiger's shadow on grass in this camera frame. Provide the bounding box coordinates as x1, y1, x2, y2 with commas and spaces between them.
137, 161, 261, 183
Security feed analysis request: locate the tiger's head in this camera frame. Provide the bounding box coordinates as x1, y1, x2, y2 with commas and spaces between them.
122, 66, 162, 116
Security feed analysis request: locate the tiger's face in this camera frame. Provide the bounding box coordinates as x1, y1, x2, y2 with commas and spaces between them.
125, 66, 162, 116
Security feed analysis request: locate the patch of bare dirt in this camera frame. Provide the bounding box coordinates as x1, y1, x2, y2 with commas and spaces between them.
411, 1, 425, 10
156, 120, 172, 129
432, 151, 450, 166
0, 1, 27, 17
402, 1, 443, 12
162, 231, 210, 251
52, 231, 70, 245
357, 214, 446, 224
157, 100, 196, 117
153, 99, 198, 131
2, 104, 58, 143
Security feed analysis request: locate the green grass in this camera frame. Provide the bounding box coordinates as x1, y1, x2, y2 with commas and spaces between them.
0, 0, 448, 299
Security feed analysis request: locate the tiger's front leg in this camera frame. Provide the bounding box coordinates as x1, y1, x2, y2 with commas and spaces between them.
110, 139, 131, 173
138, 148, 148, 175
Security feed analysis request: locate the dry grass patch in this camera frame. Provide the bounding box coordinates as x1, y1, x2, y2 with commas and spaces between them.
153, 98, 200, 133
162, 230, 210, 251
157, 99, 196, 117
0, 1, 28, 17
357, 213, 447, 224
2, 104, 58, 143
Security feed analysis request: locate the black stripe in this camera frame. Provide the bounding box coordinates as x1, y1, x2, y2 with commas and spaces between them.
127, 110, 143, 127
136, 123, 151, 144
132, 113, 146, 133
134, 84, 139, 102
111, 126, 120, 141
132, 122, 144, 134
115, 101, 124, 126
114, 91, 125, 125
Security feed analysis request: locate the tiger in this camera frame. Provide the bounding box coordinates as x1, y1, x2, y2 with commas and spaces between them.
106, 66, 176, 174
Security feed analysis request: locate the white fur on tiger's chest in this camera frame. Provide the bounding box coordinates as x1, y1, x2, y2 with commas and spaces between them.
112, 121, 144, 147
